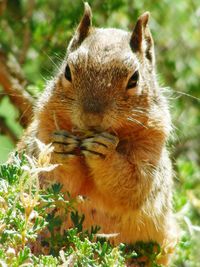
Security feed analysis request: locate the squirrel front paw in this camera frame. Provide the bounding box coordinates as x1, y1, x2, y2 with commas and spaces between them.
51, 130, 81, 163
81, 132, 119, 160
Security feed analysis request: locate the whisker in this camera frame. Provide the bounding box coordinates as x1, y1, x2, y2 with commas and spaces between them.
127, 117, 148, 129
173, 91, 200, 102
131, 108, 147, 113
18, 104, 33, 125
110, 126, 120, 137
131, 113, 146, 118
59, 97, 75, 102
162, 87, 200, 102
52, 52, 65, 62
109, 115, 123, 130
42, 51, 62, 71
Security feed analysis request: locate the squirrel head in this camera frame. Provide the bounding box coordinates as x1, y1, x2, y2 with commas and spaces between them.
56, 3, 169, 134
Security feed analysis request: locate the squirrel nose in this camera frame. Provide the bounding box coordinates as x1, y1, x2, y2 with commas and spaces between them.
82, 100, 105, 114
80, 99, 108, 129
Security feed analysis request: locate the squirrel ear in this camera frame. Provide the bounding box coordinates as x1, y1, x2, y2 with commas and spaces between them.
69, 2, 92, 51
77, 2, 92, 43
130, 12, 154, 63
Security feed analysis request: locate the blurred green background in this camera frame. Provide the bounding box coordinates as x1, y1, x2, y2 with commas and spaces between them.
0, 0, 200, 266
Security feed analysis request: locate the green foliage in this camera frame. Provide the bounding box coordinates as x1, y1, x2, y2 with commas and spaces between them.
173, 157, 200, 267
0, 154, 164, 266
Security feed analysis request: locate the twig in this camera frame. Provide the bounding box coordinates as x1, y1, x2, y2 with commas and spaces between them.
0, 0, 7, 16
0, 116, 18, 143
19, 0, 35, 64
0, 52, 34, 127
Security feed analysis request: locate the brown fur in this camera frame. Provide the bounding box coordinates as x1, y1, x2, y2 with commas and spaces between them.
18, 3, 178, 265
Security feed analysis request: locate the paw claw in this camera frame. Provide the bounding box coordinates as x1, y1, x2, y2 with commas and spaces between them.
51, 152, 76, 164
51, 130, 80, 163
81, 149, 105, 159
52, 142, 77, 153
53, 131, 79, 144
81, 132, 118, 159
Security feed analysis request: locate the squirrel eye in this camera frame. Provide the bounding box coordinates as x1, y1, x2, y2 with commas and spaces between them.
126, 70, 139, 90
64, 64, 72, 82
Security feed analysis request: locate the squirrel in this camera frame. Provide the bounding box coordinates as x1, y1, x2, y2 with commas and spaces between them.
17, 3, 178, 266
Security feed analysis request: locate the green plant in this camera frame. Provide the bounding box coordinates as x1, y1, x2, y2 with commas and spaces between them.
0, 150, 165, 266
